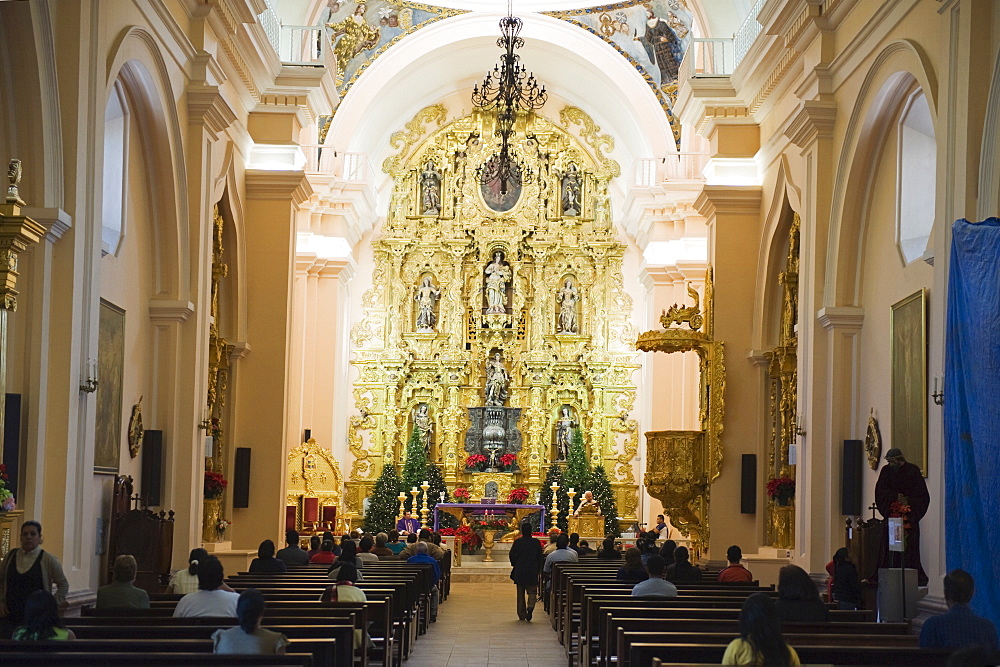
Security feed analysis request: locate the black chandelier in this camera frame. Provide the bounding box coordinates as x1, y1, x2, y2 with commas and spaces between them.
471, 8, 547, 194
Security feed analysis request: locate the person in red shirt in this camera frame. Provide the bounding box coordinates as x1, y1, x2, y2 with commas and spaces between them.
717, 545, 753, 583
309, 540, 336, 564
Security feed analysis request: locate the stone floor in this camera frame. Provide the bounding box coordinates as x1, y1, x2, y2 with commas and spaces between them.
402, 582, 567, 666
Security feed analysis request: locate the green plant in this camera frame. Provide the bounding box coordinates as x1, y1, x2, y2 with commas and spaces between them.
563, 427, 590, 493
400, 425, 429, 512
587, 465, 619, 537
538, 464, 570, 532
362, 462, 402, 534
204, 471, 227, 500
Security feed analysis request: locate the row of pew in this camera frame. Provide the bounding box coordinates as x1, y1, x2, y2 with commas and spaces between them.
0, 553, 451, 666
547, 558, 952, 666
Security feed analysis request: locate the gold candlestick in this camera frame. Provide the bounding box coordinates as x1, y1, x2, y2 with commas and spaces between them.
550, 483, 560, 530
410, 488, 420, 521
397, 492, 407, 522
567, 488, 577, 515
420, 481, 431, 528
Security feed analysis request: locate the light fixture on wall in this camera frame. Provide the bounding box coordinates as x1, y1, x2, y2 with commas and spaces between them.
79, 358, 99, 393
197, 407, 211, 431
471, 2, 547, 195
932, 376, 944, 406
795, 414, 807, 437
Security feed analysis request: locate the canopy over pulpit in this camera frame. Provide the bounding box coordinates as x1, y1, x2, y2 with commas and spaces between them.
287, 437, 344, 534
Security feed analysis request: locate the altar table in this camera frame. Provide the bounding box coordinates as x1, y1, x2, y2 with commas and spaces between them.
433, 503, 546, 533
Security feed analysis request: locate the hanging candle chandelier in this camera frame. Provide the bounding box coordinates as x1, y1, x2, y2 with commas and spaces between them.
471, 6, 547, 194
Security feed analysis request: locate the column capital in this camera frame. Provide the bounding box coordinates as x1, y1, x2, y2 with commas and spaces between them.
22, 207, 72, 242
816, 305, 864, 332
245, 170, 312, 205
186, 84, 237, 140
693, 185, 762, 219
0, 207, 46, 311
148, 299, 195, 323
784, 100, 837, 150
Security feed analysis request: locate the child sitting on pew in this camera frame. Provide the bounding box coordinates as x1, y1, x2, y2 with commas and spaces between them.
212, 588, 288, 655
11, 590, 75, 641
722, 593, 800, 666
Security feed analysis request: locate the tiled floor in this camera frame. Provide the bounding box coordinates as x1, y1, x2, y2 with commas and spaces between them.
402, 582, 567, 666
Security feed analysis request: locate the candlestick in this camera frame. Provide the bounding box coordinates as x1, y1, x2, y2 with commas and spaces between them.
420, 481, 431, 528
397, 492, 407, 521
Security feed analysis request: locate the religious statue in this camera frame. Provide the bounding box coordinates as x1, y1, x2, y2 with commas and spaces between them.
557, 278, 579, 334
414, 276, 440, 332
555, 406, 576, 461
128, 396, 144, 459
413, 402, 433, 453
326, 3, 380, 81
874, 447, 930, 585
484, 352, 509, 407
561, 165, 581, 216
484, 251, 511, 314
7, 158, 22, 201
420, 161, 441, 215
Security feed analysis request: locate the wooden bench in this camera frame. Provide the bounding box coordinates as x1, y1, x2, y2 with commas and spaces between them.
628, 641, 951, 666
0, 648, 313, 665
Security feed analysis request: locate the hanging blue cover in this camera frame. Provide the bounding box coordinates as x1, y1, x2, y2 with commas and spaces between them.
945, 218, 1000, 630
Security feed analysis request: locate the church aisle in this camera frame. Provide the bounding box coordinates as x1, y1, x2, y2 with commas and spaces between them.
402, 582, 567, 666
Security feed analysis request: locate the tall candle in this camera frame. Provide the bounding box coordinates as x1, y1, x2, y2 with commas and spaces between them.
569, 488, 574, 494
412, 487, 418, 492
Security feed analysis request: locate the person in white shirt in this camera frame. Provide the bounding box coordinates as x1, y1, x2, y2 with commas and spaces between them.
356, 536, 379, 566
631, 555, 678, 597
174, 556, 239, 617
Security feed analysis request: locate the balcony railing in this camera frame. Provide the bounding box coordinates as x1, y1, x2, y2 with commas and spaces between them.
633, 154, 709, 186
258, 0, 328, 67
734, 0, 765, 67
302, 147, 370, 181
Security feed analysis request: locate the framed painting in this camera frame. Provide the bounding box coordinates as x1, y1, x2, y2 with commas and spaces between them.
890, 288, 927, 476
94, 299, 125, 474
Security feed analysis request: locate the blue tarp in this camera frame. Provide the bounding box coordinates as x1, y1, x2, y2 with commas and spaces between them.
944, 218, 1000, 630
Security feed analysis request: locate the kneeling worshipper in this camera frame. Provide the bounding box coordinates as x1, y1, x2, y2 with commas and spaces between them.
213, 589, 289, 655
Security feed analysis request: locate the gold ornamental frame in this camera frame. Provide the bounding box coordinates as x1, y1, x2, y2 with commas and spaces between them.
287, 437, 345, 532
890, 288, 927, 476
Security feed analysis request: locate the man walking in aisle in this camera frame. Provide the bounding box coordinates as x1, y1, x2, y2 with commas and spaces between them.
508, 521, 543, 621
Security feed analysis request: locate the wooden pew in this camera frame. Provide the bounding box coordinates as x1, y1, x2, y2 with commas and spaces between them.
0, 638, 335, 664
628, 641, 951, 666
0, 647, 313, 665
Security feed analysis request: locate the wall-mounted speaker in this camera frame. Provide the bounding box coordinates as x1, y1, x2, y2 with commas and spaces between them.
140, 430, 163, 506
842, 439, 863, 516
4, 394, 22, 498
741, 454, 756, 514
233, 447, 251, 508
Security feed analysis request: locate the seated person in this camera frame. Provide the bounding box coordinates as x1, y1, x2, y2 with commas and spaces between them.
275, 529, 310, 566
396, 510, 420, 535
723, 593, 800, 665
573, 490, 600, 516
321, 562, 366, 648
212, 588, 288, 654
356, 536, 380, 565
718, 545, 753, 583
12, 590, 75, 640
407, 542, 441, 621
595, 535, 622, 561
306, 536, 322, 560
328, 541, 364, 581
543, 534, 580, 574
168, 548, 209, 595
321, 532, 341, 557
249, 540, 287, 574
372, 532, 396, 558
658, 539, 677, 568
828, 547, 861, 610
655, 513, 682, 540
399, 528, 445, 560
665, 545, 702, 583
309, 540, 337, 564
96, 554, 150, 609
576, 539, 595, 556
631, 555, 678, 598
173, 556, 239, 617
568, 533, 582, 554
386, 530, 406, 555
920, 569, 998, 650
639, 531, 659, 566
616, 547, 649, 584
774, 564, 829, 623
542, 528, 561, 556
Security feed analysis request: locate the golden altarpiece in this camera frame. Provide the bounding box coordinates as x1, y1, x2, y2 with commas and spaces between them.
344, 105, 641, 526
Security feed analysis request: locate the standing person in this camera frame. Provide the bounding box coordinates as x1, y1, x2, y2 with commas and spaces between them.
718, 545, 754, 583
173, 556, 239, 618
11, 590, 75, 641
275, 530, 310, 566
0, 521, 69, 635
920, 569, 998, 650
168, 548, 210, 595
665, 546, 702, 583
213, 588, 288, 655
249, 540, 287, 574
723, 593, 800, 665
774, 565, 829, 623
508, 521, 543, 622
874, 447, 930, 585
96, 555, 150, 609
829, 548, 861, 610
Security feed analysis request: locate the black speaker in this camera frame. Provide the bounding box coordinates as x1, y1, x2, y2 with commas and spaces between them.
741, 454, 756, 514
4, 394, 21, 498
842, 439, 863, 516
140, 430, 163, 506
233, 447, 251, 508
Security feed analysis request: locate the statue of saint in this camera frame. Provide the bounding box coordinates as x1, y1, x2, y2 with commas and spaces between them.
413, 403, 433, 453
557, 279, 579, 334
326, 3, 381, 81
555, 406, 576, 461
420, 161, 441, 215
484, 352, 509, 407
561, 165, 581, 216
414, 276, 440, 332
484, 251, 511, 314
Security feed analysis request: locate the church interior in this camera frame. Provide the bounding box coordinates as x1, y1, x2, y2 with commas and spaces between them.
1, 0, 999, 660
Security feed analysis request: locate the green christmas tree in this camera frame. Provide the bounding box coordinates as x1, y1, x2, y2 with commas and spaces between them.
362, 462, 402, 534
563, 427, 591, 494
400, 425, 429, 513
587, 465, 619, 537
538, 464, 571, 532
425, 463, 450, 527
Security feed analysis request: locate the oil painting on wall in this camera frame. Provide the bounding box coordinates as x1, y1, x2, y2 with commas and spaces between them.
890, 289, 927, 475
94, 299, 125, 474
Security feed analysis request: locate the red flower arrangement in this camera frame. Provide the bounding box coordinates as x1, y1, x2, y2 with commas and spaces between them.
507, 487, 529, 504
889, 499, 913, 531
453, 487, 471, 501
500, 453, 517, 469
472, 517, 510, 531
766, 477, 795, 504
465, 454, 487, 470
204, 470, 228, 500
454, 524, 481, 547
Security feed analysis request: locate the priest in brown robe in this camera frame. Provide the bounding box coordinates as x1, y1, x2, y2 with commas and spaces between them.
875, 447, 930, 585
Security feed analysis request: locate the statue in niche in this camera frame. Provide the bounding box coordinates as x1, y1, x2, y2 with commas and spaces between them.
413, 403, 433, 454
561, 164, 582, 216
557, 278, 580, 334
484, 251, 511, 314
484, 351, 509, 407
414, 276, 441, 332
555, 406, 576, 462
420, 160, 441, 215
